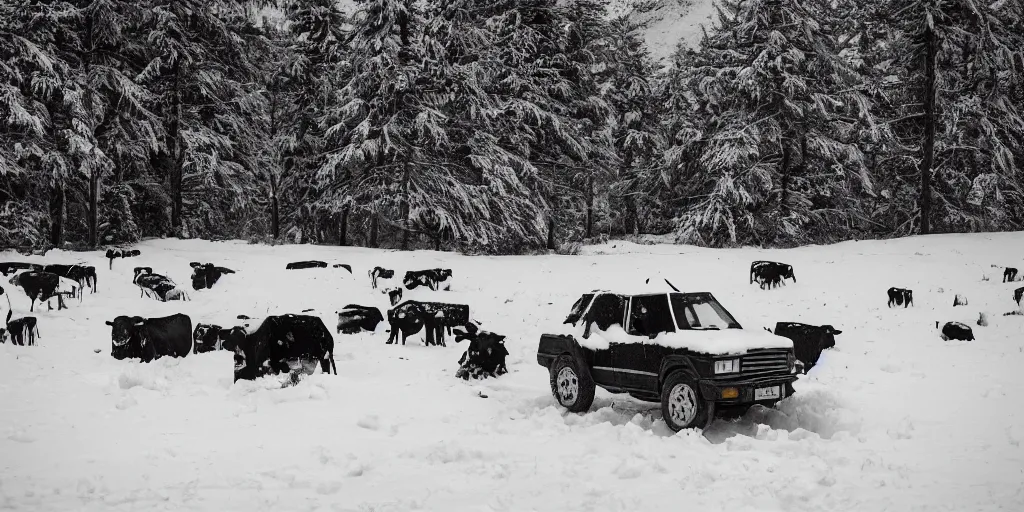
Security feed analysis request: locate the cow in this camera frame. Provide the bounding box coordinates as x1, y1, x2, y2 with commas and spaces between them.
133, 271, 188, 302
453, 328, 509, 380
887, 287, 914, 308
0, 262, 42, 276
772, 322, 842, 372
219, 314, 337, 383
939, 321, 974, 341
192, 323, 247, 354
1004, 267, 1018, 283
335, 305, 384, 334
42, 264, 97, 296
386, 300, 471, 346
189, 262, 236, 290
105, 314, 193, 362
953, 294, 968, 307
750, 261, 795, 289
4, 316, 39, 346
369, 266, 395, 289
106, 248, 141, 269
1014, 287, 1024, 307
403, 269, 453, 291
286, 261, 328, 270
7, 271, 70, 311
333, 264, 352, 273
385, 287, 403, 307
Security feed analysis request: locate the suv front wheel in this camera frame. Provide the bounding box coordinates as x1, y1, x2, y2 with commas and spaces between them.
549, 354, 595, 413
661, 372, 713, 432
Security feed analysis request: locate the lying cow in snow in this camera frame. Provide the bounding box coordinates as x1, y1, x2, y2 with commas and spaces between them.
369, 266, 395, 289
189, 262, 236, 290
403, 269, 453, 291
42, 264, 97, 296
771, 322, 842, 372
453, 326, 509, 380
333, 264, 352, 273
7, 271, 77, 311
106, 313, 193, 362
887, 287, 914, 308
1014, 287, 1024, 307
105, 248, 141, 269
953, 294, 968, 307
386, 300, 471, 346
336, 305, 384, 334
750, 261, 795, 290
3, 316, 39, 346
1005, 267, 1018, 283
938, 321, 974, 341
0, 262, 42, 276
286, 260, 328, 270
133, 269, 189, 301
220, 314, 337, 383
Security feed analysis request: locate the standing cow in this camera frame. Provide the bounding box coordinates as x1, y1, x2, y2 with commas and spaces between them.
887, 287, 914, 308
190, 262, 236, 290
386, 300, 471, 346
105, 314, 193, 362
42, 264, 97, 296
336, 305, 384, 334
772, 322, 841, 372
1004, 267, 1018, 283
8, 271, 73, 311
369, 266, 395, 289
750, 261, 795, 289
220, 314, 337, 383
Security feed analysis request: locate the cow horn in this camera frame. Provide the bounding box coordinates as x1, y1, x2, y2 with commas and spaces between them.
134, 320, 144, 327
105, 320, 113, 326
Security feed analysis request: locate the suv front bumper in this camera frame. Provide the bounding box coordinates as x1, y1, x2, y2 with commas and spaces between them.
697, 374, 798, 405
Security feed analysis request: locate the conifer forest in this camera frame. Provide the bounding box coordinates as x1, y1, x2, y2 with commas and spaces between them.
1, 0, 1022, 253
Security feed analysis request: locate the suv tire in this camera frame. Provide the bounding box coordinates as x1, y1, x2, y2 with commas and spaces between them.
549, 354, 595, 413
661, 372, 713, 432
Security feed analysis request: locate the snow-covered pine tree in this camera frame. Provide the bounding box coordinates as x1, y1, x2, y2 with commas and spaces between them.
665, 0, 873, 246
320, 0, 424, 249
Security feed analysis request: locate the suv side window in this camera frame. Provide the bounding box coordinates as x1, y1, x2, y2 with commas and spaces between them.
586, 294, 626, 330
627, 294, 675, 337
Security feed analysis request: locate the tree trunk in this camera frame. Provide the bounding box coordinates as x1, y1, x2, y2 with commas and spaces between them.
88, 171, 99, 247
169, 64, 183, 233
585, 175, 594, 239
48, 182, 65, 247
547, 217, 556, 250
369, 215, 379, 248
270, 190, 280, 239
780, 141, 792, 215
339, 205, 349, 246
920, 23, 937, 235
400, 164, 411, 251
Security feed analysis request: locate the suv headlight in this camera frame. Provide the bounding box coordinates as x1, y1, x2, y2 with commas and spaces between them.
714, 359, 740, 374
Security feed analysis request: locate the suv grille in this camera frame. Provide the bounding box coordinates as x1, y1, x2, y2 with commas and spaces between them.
741, 350, 789, 375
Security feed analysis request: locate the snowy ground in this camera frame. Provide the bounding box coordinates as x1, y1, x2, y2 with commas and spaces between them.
1, 233, 1023, 511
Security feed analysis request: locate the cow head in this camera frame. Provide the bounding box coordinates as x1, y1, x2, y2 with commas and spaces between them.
189, 262, 203, 268
193, 324, 221, 354
133, 267, 152, 279
106, 316, 144, 347
784, 265, 795, 281
820, 324, 843, 335
0, 328, 6, 344
386, 288, 403, 307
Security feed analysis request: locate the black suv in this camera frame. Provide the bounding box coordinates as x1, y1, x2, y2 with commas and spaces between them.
537, 291, 799, 431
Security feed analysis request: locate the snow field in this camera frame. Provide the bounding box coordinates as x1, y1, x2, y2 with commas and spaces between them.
1, 233, 1023, 511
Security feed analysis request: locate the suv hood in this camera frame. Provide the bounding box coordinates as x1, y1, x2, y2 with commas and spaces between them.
556, 322, 793, 355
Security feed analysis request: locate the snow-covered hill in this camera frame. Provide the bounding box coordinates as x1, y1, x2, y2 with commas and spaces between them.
1, 233, 1022, 511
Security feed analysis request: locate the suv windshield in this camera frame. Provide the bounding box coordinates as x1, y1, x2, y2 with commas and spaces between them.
670, 293, 741, 330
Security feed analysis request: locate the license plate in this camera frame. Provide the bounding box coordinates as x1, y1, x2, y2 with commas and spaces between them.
754, 386, 780, 400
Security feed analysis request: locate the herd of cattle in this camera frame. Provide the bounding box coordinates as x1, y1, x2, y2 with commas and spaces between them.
0, 251, 1021, 387
0, 252, 507, 384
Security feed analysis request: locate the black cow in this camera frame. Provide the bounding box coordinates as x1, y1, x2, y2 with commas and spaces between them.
939, 321, 974, 341
772, 322, 842, 372
192, 323, 247, 354
220, 314, 337, 383
750, 261, 795, 290
106, 248, 141, 269
286, 261, 328, 270
4, 316, 39, 346
385, 287, 403, 307
887, 287, 914, 308
333, 264, 352, 273
1004, 267, 1018, 283
189, 262, 236, 290
386, 300, 471, 346
336, 305, 384, 334
8, 271, 68, 312
403, 269, 453, 291
453, 328, 509, 380
42, 264, 97, 296
0, 262, 42, 276
953, 294, 968, 307
105, 314, 193, 362
133, 271, 188, 302
1014, 286, 1024, 307
369, 266, 395, 289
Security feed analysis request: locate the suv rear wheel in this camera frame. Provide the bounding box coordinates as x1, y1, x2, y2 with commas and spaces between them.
661, 372, 713, 432
549, 354, 595, 413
